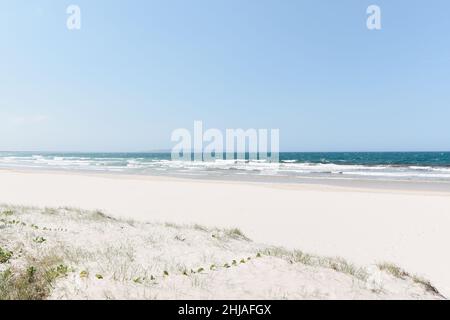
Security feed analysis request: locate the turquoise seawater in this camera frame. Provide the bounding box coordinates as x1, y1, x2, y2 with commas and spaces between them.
1, 152, 450, 182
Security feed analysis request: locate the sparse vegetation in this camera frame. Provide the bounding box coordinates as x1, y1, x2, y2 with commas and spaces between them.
193, 224, 208, 232
224, 228, 250, 241
174, 235, 186, 242
91, 210, 112, 221
1, 209, 14, 216
377, 262, 409, 279
412, 275, 441, 295
133, 277, 142, 284
79, 270, 88, 278
263, 248, 369, 281
0, 255, 65, 300
43, 208, 58, 215
377, 262, 442, 296
164, 222, 180, 229
0, 204, 443, 299
33, 236, 46, 244
0, 247, 13, 264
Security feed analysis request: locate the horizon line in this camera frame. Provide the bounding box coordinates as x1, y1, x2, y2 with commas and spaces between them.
1, 150, 450, 154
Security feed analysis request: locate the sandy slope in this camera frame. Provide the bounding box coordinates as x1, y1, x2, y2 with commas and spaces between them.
0, 169, 450, 297
0, 206, 443, 299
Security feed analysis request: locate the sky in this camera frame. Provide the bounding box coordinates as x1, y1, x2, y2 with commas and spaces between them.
0, 0, 449, 152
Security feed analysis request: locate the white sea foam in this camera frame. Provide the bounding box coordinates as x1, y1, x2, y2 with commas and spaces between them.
1, 154, 450, 182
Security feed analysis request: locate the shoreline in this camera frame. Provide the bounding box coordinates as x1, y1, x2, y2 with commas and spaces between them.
1, 167, 450, 297
2, 167, 450, 195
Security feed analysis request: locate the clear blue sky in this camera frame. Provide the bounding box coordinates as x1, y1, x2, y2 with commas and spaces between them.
1, 0, 449, 152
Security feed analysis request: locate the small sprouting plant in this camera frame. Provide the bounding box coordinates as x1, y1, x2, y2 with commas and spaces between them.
240, 259, 246, 264
0, 247, 13, 264
56, 264, 69, 276
232, 260, 237, 266
210, 264, 216, 270
133, 277, 142, 284
197, 268, 204, 273
33, 236, 46, 244
2, 209, 14, 216
163, 270, 169, 276
174, 235, 186, 242
223, 263, 230, 268
46, 264, 69, 279
95, 274, 103, 280
79, 270, 89, 278
27, 266, 37, 282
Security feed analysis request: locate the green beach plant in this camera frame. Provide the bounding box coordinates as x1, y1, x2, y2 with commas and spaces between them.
133, 277, 142, 284
224, 228, 250, 241
0, 255, 64, 300
33, 236, 46, 244
262, 247, 369, 281
377, 262, 441, 295
0, 247, 13, 264
1, 210, 14, 216
79, 270, 89, 278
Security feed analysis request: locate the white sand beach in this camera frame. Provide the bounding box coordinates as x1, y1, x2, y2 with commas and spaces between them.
1, 168, 450, 299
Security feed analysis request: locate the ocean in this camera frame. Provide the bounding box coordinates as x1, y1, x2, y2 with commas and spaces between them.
1, 151, 450, 182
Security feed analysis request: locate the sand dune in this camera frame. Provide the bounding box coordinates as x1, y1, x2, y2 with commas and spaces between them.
0, 169, 450, 298
0, 205, 443, 299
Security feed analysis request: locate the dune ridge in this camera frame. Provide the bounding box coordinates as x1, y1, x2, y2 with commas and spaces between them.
0, 205, 443, 300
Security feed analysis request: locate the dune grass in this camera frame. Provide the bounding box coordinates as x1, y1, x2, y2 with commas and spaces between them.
0, 247, 13, 264
262, 247, 369, 281
224, 228, 250, 241
0, 204, 444, 299
0, 255, 68, 300
377, 262, 442, 296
